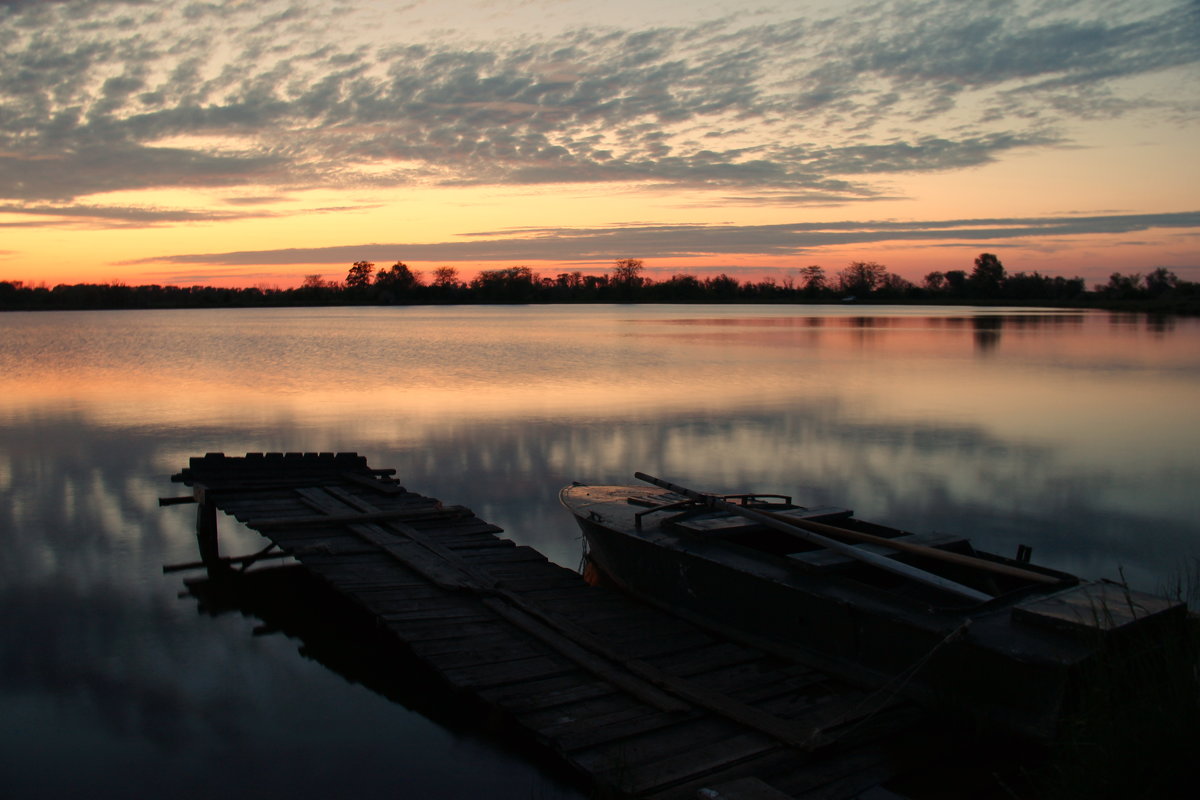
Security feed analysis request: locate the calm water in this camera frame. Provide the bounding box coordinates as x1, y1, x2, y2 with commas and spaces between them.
2, 304, 1198, 797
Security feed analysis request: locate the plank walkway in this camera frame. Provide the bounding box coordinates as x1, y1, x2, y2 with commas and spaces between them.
168, 452, 945, 800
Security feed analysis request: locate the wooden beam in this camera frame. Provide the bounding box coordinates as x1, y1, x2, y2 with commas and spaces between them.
163, 550, 291, 573
245, 506, 461, 529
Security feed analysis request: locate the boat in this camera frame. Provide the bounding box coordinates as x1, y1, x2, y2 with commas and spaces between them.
560, 472, 1189, 741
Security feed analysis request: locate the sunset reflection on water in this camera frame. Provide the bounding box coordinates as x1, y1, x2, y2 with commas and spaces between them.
1, 304, 1198, 798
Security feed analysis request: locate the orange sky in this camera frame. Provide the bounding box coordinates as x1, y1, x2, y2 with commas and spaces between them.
1, 0, 1197, 289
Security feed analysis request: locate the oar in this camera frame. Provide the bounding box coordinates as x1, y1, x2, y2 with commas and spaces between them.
636, 472, 1065, 592
634, 472, 994, 603
752, 505, 1063, 586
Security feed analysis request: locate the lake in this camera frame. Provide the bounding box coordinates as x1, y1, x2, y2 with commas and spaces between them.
2, 304, 1198, 797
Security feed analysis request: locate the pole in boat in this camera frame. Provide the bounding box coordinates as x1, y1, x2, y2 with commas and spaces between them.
633, 472, 993, 604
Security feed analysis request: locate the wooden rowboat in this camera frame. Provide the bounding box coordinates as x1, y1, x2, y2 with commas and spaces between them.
560, 473, 1188, 741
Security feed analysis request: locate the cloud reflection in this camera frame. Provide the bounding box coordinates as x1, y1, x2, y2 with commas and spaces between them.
1, 305, 1197, 795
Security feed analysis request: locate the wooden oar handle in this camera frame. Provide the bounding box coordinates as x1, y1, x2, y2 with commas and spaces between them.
635, 472, 707, 500
757, 508, 1062, 586
636, 471, 1063, 588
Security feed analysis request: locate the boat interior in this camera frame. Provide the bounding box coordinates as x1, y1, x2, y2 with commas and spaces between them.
630, 493, 1067, 606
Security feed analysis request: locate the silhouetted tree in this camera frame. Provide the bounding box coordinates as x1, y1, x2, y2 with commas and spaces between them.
969, 253, 1006, 296
879, 273, 915, 296
374, 261, 421, 303
612, 258, 644, 286
346, 260, 374, 288
923, 271, 947, 292
652, 273, 704, 302
1145, 267, 1179, 296
471, 266, 538, 302
943, 270, 968, 295
611, 258, 645, 301
836, 261, 889, 296
704, 273, 740, 300
432, 266, 461, 288
1100, 272, 1143, 299
800, 265, 827, 296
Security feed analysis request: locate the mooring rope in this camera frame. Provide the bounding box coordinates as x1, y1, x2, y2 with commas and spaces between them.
805, 619, 972, 748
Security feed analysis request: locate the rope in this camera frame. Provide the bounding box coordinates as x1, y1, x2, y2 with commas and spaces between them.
807, 619, 972, 747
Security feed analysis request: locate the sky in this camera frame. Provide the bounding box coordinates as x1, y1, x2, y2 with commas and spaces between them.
1, 0, 1197, 289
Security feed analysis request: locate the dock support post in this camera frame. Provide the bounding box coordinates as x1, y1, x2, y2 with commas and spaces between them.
195, 487, 222, 570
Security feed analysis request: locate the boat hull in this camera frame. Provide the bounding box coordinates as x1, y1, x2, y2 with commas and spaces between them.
562, 483, 1187, 741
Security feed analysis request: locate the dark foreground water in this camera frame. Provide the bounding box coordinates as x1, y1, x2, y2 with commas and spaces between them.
2, 305, 1198, 797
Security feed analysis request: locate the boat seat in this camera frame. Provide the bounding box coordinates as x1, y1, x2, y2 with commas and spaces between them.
674, 506, 853, 534
787, 530, 968, 571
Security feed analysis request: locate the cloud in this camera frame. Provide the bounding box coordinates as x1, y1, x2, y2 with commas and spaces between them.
0, 201, 279, 227
133, 210, 1200, 265
0, 0, 1194, 206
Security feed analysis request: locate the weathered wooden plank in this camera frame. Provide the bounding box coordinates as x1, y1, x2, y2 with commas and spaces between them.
345, 584, 457, 611
476, 673, 615, 713
625, 733, 783, 796
518, 691, 648, 729
283, 536, 380, 557
645, 750, 809, 800
516, 585, 601, 604
209, 495, 315, 513
687, 664, 816, 705
298, 561, 416, 584
639, 641, 757, 673
248, 505, 463, 530
756, 690, 909, 750
415, 520, 505, 536
338, 469, 406, 495
580, 614, 717, 652
579, 725, 779, 796
531, 704, 699, 753
591, 630, 716, 663
486, 572, 586, 593
407, 628, 538, 656
441, 538, 518, 554
477, 596, 690, 713
419, 639, 552, 671
440, 653, 577, 689
436, 534, 514, 549
457, 546, 547, 565
571, 715, 747, 765
291, 551, 405, 568
720, 665, 828, 704
253, 527, 370, 546
384, 618, 510, 643
380, 604, 497, 625
300, 558, 426, 583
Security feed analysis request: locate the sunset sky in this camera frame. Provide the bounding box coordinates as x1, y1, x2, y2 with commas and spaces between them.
1, 0, 1197, 289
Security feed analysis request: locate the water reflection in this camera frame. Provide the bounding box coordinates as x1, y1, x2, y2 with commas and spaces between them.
2, 305, 1199, 797
640, 308, 1102, 356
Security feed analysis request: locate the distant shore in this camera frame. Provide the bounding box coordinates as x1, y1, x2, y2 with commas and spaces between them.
2, 286, 1197, 315
3, 257, 1197, 315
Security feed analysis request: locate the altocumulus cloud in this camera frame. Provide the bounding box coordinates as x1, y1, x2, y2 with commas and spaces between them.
0, 0, 1196, 218
134, 211, 1200, 265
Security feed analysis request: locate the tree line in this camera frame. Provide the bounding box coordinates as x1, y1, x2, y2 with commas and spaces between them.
2, 255, 1196, 312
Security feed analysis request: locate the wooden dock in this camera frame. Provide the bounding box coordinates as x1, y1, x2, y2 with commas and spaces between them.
164, 452, 998, 800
